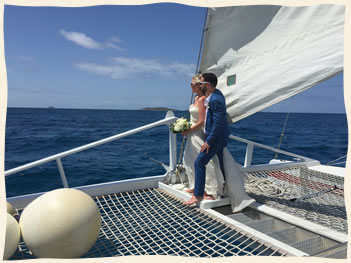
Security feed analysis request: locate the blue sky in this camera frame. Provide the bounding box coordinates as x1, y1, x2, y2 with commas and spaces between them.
4, 3, 345, 113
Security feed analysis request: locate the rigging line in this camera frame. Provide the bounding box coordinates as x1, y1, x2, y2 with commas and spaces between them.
327, 161, 346, 166
190, 7, 208, 105
274, 97, 294, 159
327, 155, 347, 165
152, 9, 208, 175
175, 7, 209, 180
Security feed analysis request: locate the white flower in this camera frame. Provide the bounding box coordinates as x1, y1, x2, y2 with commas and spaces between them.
174, 123, 183, 131
204, 99, 210, 109
170, 117, 191, 133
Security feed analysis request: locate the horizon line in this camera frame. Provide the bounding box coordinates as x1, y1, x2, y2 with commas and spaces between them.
5, 106, 347, 114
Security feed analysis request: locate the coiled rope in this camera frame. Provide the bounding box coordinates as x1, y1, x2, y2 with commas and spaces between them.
245, 176, 294, 198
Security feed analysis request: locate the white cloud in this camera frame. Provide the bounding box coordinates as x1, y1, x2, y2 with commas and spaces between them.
76, 63, 114, 76
75, 57, 195, 79
60, 29, 103, 49
106, 36, 124, 51
109, 36, 122, 43
60, 29, 125, 51
106, 42, 125, 51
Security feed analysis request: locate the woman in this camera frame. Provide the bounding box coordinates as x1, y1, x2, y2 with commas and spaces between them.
182, 74, 255, 212
181, 74, 224, 200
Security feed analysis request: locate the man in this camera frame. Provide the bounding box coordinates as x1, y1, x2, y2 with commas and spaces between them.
184, 73, 230, 205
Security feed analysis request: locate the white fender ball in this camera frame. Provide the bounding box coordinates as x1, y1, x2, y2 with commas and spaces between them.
7, 202, 16, 216
4, 213, 21, 260
19, 188, 101, 258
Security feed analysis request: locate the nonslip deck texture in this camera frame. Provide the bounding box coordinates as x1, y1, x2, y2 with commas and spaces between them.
244, 166, 347, 234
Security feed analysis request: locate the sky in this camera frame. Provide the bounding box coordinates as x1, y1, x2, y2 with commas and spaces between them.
4, 3, 346, 113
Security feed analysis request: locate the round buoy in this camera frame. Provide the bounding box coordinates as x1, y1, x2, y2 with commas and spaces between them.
19, 188, 101, 258
7, 202, 16, 216
4, 213, 21, 260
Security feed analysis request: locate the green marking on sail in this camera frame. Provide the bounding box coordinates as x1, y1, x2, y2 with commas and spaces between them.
227, 74, 236, 86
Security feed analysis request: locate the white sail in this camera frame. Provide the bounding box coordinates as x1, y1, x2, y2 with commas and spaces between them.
200, 5, 344, 123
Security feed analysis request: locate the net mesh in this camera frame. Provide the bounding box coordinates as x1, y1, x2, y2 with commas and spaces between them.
244, 166, 347, 234
9, 166, 346, 259
10, 188, 286, 260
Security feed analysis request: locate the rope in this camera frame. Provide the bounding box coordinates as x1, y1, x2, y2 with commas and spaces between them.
326, 155, 347, 165
175, 136, 186, 185
189, 7, 209, 105
83, 189, 285, 257
274, 97, 294, 159
328, 161, 346, 166
246, 176, 294, 197
244, 167, 347, 233
175, 8, 209, 182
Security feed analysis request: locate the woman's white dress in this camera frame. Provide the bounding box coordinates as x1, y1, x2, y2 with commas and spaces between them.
182, 104, 255, 212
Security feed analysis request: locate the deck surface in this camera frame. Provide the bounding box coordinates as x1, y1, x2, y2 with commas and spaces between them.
244, 166, 347, 234
11, 188, 287, 259
10, 166, 346, 259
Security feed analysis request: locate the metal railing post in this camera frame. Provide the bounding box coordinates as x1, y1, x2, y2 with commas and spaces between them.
244, 143, 254, 168
56, 158, 69, 188
166, 111, 177, 170
5, 115, 177, 178
169, 131, 177, 170
5, 113, 182, 190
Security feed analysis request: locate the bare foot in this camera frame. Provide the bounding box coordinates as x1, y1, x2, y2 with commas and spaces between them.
183, 195, 203, 206
184, 188, 194, 193
204, 194, 215, 200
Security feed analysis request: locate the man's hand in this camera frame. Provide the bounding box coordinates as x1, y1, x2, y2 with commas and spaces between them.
200, 142, 210, 153
181, 129, 191, 136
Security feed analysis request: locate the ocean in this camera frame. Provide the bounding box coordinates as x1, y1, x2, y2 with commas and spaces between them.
5, 107, 348, 198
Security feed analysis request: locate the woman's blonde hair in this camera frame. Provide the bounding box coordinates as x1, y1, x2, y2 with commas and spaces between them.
192, 73, 202, 83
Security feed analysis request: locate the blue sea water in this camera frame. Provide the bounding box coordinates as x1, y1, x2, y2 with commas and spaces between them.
5, 107, 348, 198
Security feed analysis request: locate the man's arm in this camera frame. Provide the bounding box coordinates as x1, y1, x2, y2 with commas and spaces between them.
205, 98, 226, 146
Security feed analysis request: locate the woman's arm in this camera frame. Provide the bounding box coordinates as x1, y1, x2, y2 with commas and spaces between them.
182, 96, 206, 136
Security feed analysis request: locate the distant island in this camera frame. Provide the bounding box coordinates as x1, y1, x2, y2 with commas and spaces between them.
141, 107, 181, 111
48, 106, 55, 109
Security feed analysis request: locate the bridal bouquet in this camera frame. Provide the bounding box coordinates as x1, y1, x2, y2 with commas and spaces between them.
170, 117, 192, 133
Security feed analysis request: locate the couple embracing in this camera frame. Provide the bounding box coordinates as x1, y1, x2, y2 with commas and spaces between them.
181, 73, 255, 212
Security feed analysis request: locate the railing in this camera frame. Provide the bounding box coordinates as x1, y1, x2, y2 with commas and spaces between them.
5, 111, 178, 188
229, 135, 320, 172
5, 110, 321, 189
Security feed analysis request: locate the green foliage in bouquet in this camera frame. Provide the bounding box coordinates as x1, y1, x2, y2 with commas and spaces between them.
170, 117, 192, 133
